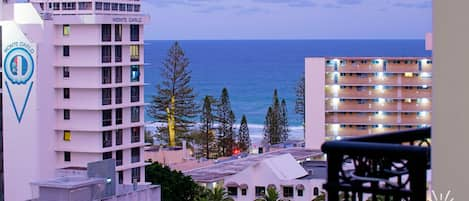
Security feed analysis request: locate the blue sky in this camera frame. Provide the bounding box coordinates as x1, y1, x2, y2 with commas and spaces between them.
142, 0, 432, 40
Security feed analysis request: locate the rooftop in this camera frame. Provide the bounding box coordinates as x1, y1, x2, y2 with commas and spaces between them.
184, 148, 322, 183
299, 160, 328, 180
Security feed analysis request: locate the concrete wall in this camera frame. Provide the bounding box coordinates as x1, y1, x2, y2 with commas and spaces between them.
305, 58, 326, 150
433, 0, 469, 199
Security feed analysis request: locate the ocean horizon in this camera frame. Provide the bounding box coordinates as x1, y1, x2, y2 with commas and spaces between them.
143, 40, 432, 144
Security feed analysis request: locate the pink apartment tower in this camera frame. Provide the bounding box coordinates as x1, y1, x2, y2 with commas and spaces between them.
304, 45, 433, 150
0, 0, 150, 200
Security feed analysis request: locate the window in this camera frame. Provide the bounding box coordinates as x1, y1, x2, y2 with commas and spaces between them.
119, 4, 126, 11
131, 107, 140, 122
63, 67, 70, 78
63, 46, 70, 56
130, 25, 140, 41
127, 4, 133, 11
134, 5, 141, 12
115, 108, 122, 125
103, 3, 110, 10
103, 152, 112, 160
404, 72, 413, 77
241, 189, 247, 196
118, 171, 123, 184
130, 45, 140, 62
63, 130, 71, 141
53, 2, 60, 10
131, 127, 140, 143
115, 66, 122, 83
297, 189, 303, 197
115, 24, 122, 41
116, 129, 123, 146
115, 45, 122, 62
115, 87, 123, 104
102, 131, 112, 147
63, 24, 70, 36
63, 88, 70, 99
283, 186, 294, 198
102, 110, 112, 127
95, 2, 103, 10
111, 3, 119, 11
131, 147, 140, 163
64, 109, 70, 120
255, 186, 265, 197
131, 167, 140, 183
101, 24, 112, 42
134, 5, 140, 12
130, 65, 140, 82
102, 88, 112, 105
102, 67, 112, 84
116, 150, 123, 166
313, 187, 319, 196
62, 2, 76, 10
227, 187, 237, 196
102, 46, 112, 63
64, 152, 71, 162
78, 2, 92, 10
131, 86, 140, 102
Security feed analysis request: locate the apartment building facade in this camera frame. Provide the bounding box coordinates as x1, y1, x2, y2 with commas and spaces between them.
305, 56, 432, 150
0, 1, 149, 200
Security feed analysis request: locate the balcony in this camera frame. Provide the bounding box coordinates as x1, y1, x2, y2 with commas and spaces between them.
321, 127, 431, 201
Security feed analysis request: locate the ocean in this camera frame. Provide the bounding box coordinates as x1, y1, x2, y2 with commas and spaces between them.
144, 40, 432, 143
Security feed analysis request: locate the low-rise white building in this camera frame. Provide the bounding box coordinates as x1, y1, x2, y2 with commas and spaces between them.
184, 148, 325, 201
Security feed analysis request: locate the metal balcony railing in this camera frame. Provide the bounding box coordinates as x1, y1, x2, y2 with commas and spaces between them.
321, 127, 431, 201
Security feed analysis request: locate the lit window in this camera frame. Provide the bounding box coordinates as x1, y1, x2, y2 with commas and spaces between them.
63, 24, 70, 36
422, 85, 428, 89
378, 98, 385, 104
331, 124, 340, 131
405, 98, 412, 103
130, 45, 140, 61
404, 72, 413, 77
420, 72, 432, 78
375, 85, 384, 91
331, 98, 340, 105
63, 130, 71, 141
377, 72, 384, 79
131, 65, 140, 82
420, 98, 430, 104
419, 111, 428, 117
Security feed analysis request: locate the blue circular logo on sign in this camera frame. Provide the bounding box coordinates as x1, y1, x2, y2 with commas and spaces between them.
3, 47, 35, 85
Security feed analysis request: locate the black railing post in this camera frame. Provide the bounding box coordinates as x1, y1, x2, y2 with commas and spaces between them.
409, 150, 428, 201
326, 152, 342, 201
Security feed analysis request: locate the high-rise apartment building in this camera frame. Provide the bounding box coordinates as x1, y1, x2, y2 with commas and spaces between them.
305, 56, 432, 150
0, 1, 150, 200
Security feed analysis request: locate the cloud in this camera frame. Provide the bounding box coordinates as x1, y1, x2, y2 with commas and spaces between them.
195, 5, 227, 13
336, 0, 363, 5
252, 0, 316, 7
145, 0, 217, 8
392, 0, 432, 9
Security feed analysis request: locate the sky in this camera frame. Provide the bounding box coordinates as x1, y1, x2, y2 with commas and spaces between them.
142, 0, 432, 40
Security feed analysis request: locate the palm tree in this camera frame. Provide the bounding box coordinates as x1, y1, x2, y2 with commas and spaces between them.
207, 187, 234, 201
255, 187, 279, 201
312, 191, 326, 201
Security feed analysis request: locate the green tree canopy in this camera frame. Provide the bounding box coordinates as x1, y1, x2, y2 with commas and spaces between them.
146, 162, 204, 201
148, 41, 198, 146
238, 114, 251, 152
217, 88, 236, 156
